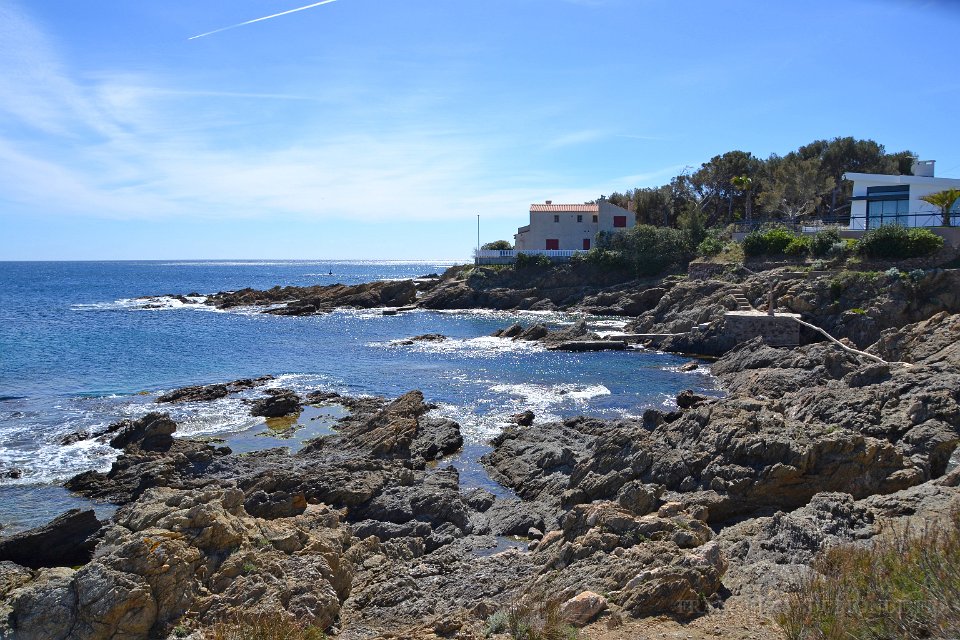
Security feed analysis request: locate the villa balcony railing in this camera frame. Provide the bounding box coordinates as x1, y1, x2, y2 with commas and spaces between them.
474, 249, 587, 264
734, 212, 958, 233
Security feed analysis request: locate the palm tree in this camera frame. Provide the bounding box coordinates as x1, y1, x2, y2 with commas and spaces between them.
920, 188, 960, 227
731, 175, 753, 222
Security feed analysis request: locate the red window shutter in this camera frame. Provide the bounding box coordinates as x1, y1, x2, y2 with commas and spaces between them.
582, 239, 591, 250
546, 239, 560, 250
613, 216, 627, 228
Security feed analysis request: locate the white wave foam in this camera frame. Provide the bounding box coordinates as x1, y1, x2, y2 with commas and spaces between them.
378, 336, 545, 357
490, 382, 611, 406
72, 296, 209, 313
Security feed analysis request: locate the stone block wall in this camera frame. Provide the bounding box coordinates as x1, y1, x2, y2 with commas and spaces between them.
723, 312, 800, 347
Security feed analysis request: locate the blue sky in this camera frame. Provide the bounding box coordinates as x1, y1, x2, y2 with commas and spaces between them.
1, 0, 958, 260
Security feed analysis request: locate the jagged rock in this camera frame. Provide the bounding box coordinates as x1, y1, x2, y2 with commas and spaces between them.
492, 323, 524, 338
59, 431, 91, 446
560, 591, 607, 626
250, 389, 301, 418
463, 488, 496, 513
156, 376, 275, 403
0, 509, 101, 569
108, 412, 176, 451
530, 501, 725, 618
0, 487, 356, 639
156, 383, 229, 404
675, 389, 709, 409
509, 410, 535, 426
66, 414, 229, 504
207, 280, 418, 315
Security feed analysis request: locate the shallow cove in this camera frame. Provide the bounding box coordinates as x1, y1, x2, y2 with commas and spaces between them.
0, 260, 720, 532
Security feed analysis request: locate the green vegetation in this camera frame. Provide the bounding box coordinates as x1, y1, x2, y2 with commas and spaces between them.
809, 227, 842, 257
919, 188, 960, 227
482, 240, 513, 250
604, 137, 914, 228
857, 225, 944, 259
487, 596, 579, 640
514, 252, 553, 269
205, 615, 326, 640
591, 224, 694, 276
742, 227, 801, 257
777, 509, 960, 640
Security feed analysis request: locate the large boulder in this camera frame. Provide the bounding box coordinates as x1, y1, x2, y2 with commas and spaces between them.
0, 510, 101, 569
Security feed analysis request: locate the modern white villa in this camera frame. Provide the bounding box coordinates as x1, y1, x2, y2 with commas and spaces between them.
513, 199, 635, 251
846, 160, 960, 230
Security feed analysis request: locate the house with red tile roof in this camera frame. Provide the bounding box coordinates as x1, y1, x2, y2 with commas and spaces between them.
513, 199, 634, 251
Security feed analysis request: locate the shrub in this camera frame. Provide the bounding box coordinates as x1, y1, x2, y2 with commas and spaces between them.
697, 235, 725, 257
205, 614, 326, 640
482, 240, 513, 250
596, 225, 693, 276
502, 596, 579, 640
827, 240, 850, 259
742, 227, 805, 257
907, 227, 945, 256
741, 231, 768, 257
909, 268, 926, 282
764, 228, 796, 255
857, 224, 944, 259
784, 237, 811, 257
810, 227, 842, 257
514, 253, 552, 269
776, 509, 960, 640
885, 266, 901, 279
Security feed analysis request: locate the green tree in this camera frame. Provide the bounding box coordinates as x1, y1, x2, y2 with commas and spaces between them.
920, 189, 960, 227
481, 240, 513, 250
758, 156, 835, 221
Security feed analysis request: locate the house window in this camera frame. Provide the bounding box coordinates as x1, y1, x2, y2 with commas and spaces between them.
865, 185, 909, 229
592, 215, 598, 223
554, 215, 560, 223
583, 238, 591, 250
577, 215, 583, 222
613, 216, 627, 228
546, 239, 560, 250
867, 199, 909, 228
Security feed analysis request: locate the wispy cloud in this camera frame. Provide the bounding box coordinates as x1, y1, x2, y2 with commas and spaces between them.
544, 129, 609, 149
189, 0, 339, 40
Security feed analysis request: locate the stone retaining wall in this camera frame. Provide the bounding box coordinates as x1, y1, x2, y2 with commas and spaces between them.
723, 311, 800, 347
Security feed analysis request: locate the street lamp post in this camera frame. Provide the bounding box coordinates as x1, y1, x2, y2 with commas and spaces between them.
476, 214, 480, 266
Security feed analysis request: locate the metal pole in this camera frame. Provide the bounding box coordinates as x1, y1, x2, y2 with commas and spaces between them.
476, 214, 480, 265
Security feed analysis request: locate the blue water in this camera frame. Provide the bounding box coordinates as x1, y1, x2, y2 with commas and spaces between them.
0, 260, 718, 532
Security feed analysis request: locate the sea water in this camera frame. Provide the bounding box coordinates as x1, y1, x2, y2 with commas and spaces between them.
0, 260, 718, 532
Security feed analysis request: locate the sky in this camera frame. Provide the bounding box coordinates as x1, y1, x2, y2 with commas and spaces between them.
1, 0, 958, 260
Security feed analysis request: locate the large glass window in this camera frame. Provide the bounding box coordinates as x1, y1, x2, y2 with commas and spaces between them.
867, 199, 909, 228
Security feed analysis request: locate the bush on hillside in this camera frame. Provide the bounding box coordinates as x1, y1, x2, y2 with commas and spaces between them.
856, 224, 944, 259
514, 252, 552, 269
697, 234, 724, 256
742, 227, 803, 257
784, 236, 811, 256
596, 224, 694, 276
810, 227, 842, 257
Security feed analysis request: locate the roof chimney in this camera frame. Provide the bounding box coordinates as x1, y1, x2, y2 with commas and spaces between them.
912, 159, 935, 177
545, 200, 552, 205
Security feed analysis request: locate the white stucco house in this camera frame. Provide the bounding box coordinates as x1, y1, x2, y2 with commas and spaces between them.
513, 199, 634, 251
845, 160, 960, 230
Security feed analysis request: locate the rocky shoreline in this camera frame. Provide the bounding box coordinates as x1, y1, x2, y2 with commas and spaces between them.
2, 265, 960, 639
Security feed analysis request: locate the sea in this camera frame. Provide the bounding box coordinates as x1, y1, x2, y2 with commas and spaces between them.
0, 260, 719, 533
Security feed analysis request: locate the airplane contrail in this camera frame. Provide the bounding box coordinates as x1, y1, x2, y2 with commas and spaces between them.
189, 0, 338, 40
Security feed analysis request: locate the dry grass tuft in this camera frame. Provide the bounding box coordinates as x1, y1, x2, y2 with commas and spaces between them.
203, 614, 326, 640
777, 508, 960, 640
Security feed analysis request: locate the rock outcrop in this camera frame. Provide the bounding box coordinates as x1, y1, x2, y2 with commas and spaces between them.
0, 510, 101, 569
0, 487, 356, 639
206, 280, 418, 315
